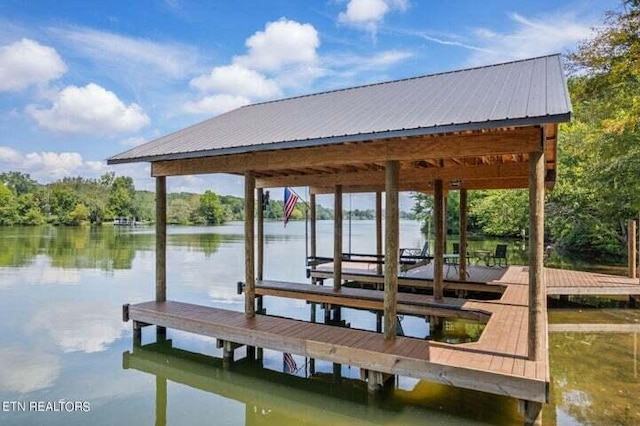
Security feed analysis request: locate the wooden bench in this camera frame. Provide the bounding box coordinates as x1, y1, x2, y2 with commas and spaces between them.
253, 280, 491, 322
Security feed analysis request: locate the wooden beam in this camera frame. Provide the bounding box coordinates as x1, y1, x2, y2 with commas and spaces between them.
376, 192, 383, 276
151, 127, 542, 177
334, 185, 343, 290
257, 188, 264, 281
309, 175, 549, 194
384, 161, 399, 340
256, 162, 530, 189
629, 220, 637, 279
459, 189, 468, 281
434, 180, 444, 301
156, 176, 166, 302
245, 172, 256, 317
528, 150, 545, 361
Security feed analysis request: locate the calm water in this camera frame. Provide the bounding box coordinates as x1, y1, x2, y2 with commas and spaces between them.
0, 222, 638, 425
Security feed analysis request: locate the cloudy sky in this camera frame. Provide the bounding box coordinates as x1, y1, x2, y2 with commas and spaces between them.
0, 0, 616, 208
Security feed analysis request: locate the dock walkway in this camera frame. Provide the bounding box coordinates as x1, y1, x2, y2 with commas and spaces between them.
125, 263, 550, 403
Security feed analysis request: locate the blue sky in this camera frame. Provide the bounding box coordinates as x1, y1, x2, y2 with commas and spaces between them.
0, 0, 618, 209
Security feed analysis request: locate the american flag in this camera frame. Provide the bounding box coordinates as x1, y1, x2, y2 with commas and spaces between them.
283, 352, 298, 374
283, 187, 299, 227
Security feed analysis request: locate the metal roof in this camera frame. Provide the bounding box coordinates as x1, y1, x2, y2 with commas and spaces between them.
108, 54, 571, 165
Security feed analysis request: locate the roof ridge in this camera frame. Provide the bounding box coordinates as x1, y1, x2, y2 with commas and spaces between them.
244, 53, 562, 108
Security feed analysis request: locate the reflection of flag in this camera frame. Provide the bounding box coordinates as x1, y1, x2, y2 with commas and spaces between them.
283, 187, 298, 227
283, 352, 297, 373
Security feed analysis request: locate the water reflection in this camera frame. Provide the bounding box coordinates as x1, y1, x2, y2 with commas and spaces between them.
0, 348, 61, 394
29, 301, 128, 353
123, 339, 520, 425
545, 324, 640, 424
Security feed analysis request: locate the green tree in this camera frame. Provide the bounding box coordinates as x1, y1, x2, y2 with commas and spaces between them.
17, 193, 45, 225
199, 190, 224, 225
50, 186, 80, 224
0, 185, 18, 225
0, 172, 38, 196
67, 203, 89, 225
109, 176, 136, 218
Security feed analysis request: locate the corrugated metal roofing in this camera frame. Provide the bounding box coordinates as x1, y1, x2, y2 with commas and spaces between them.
108, 54, 571, 164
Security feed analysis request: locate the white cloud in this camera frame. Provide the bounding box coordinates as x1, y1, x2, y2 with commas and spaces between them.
0, 146, 105, 181
24, 151, 84, 177
0, 348, 61, 394
190, 64, 281, 99
468, 12, 594, 66
235, 19, 320, 72
0, 38, 67, 92
182, 94, 250, 115
184, 19, 321, 116
338, 0, 409, 33
30, 302, 128, 353
51, 26, 200, 79
27, 83, 150, 134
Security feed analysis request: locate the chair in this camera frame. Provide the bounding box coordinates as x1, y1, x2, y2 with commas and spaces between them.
488, 244, 508, 267
399, 241, 430, 273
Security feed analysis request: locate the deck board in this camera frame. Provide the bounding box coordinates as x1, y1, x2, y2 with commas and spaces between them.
127, 299, 547, 402
125, 265, 638, 405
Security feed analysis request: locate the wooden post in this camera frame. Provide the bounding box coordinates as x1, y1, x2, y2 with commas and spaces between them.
522, 400, 542, 426
376, 191, 383, 276
156, 176, 167, 340
434, 180, 444, 301
334, 185, 343, 290
257, 188, 264, 281
310, 193, 317, 273
383, 161, 399, 340
156, 375, 167, 426
245, 172, 255, 317
628, 220, 637, 278
459, 189, 468, 281
156, 176, 167, 303
528, 149, 545, 363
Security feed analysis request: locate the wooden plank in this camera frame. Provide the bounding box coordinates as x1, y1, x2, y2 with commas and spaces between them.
255, 163, 530, 189
245, 172, 256, 317
151, 127, 542, 177
384, 161, 399, 340
127, 300, 547, 402
155, 176, 166, 302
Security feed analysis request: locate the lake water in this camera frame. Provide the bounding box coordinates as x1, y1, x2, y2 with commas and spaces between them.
0, 222, 638, 425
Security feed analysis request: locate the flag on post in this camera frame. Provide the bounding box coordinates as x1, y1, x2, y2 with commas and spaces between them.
283, 187, 299, 227
283, 352, 298, 374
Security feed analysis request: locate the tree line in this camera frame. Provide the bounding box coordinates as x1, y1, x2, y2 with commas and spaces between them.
413, 1, 640, 258
0, 171, 339, 226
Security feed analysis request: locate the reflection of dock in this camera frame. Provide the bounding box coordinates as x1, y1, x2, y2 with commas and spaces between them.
123, 341, 436, 426
122, 340, 508, 425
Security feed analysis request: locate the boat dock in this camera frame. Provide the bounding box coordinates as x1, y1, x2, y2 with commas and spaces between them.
108, 56, 607, 424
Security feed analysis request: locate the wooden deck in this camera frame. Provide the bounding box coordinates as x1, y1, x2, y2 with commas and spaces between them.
312, 263, 640, 296
125, 263, 549, 403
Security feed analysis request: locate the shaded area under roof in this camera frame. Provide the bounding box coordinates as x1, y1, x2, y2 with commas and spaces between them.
108, 54, 571, 165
